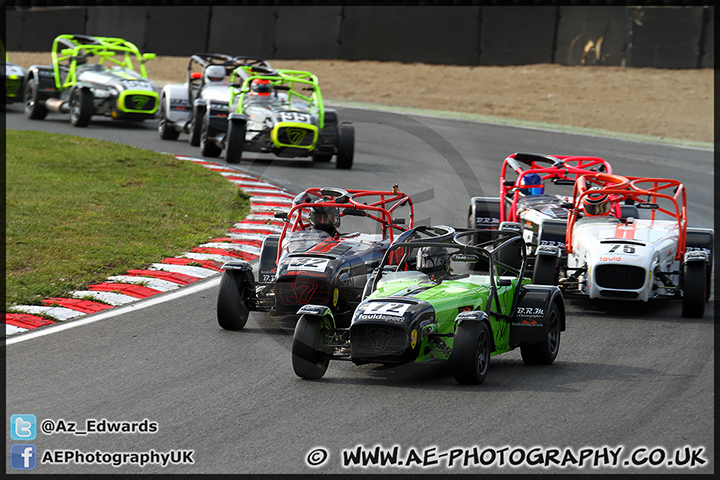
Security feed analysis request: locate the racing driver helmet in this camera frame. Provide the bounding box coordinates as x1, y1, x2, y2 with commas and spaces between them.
309, 205, 340, 234
416, 246, 451, 278
204, 65, 226, 85
522, 172, 544, 195
250, 78, 272, 96
582, 188, 611, 216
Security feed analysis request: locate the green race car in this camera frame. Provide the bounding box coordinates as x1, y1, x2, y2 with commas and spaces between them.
24, 34, 158, 126
291, 226, 566, 385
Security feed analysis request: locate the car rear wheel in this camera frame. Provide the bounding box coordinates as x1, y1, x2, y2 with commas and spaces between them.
532, 255, 559, 285
335, 123, 354, 169
520, 302, 561, 365
24, 77, 48, 120
682, 261, 707, 318
216, 270, 251, 330
200, 114, 222, 157
69, 88, 93, 127
225, 120, 246, 164
292, 315, 329, 379
158, 96, 180, 140
452, 321, 491, 385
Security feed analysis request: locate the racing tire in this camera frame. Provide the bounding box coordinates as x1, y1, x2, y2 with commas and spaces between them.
335, 124, 354, 169
158, 96, 180, 140
292, 315, 329, 380
69, 88, 93, 127
189, 106, 203, 146
682, 262, 707, 318
520, 302, 561, 365
24, 77, 48, 120
532, 255, 559, 285
200, 114, 222, 157
216, 270, 251, 330
451, 321, 491, 385
225, 120, 246, 164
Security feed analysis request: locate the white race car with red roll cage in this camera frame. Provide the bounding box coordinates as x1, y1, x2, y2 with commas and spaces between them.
531, 173, 713, 318
468, 153, 623, 271
157, 53, 272, 145
216, 186, 415, 330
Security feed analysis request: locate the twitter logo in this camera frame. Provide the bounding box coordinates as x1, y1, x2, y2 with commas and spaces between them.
11, 414, 37, 440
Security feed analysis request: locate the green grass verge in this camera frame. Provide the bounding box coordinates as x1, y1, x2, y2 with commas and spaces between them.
6, 131, 249, 310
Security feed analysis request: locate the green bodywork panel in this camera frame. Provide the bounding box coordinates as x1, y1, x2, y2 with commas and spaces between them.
369, 274, 530, 362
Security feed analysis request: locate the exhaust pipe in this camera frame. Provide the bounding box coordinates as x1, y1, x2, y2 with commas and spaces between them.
45, 98, 70, 114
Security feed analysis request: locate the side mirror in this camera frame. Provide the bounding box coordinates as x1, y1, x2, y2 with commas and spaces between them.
143, 53, 156, 61
274, 212, 288, 220
497, 278, 512, 286
392, 217, 406, 225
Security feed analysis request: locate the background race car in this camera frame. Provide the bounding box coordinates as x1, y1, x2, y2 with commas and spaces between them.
23, 34, 158, 126
532, 173, 713, 318
468, 153, 616, 271
217, 186, 414, 330
290, 226, 566, 384
3, 39, 26, 105
202, 68, 354, 169
158, 53, 271, 145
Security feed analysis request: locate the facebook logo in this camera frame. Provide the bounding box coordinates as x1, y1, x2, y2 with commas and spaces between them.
11, 444, 37, 470
11, 414, 36, 440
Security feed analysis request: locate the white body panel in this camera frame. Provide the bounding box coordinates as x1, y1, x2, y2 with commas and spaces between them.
567, 217, 680, 301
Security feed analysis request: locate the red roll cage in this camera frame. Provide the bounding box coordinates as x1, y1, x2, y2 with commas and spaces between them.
276, 186, 414, 262
565, 173, 688, 260
499, 153, 613, 222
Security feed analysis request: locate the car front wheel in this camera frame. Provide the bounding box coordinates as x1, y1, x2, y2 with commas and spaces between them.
292, 315, 330, 380
452, 321, 491, 385
682, 261, 707, 318
69, 88, 93, 127
216, 270, 252, 330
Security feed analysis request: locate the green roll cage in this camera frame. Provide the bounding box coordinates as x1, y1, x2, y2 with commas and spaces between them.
228, 68, 325, 129
50, 34, 156, 90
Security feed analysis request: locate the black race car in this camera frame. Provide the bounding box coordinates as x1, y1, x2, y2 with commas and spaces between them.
217, 186, 415, 330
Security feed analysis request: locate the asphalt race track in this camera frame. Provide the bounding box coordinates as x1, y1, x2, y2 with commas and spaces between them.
5, 104, 714, 474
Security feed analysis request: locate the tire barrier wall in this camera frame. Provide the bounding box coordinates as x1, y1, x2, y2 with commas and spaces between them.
4, 5, 714, 68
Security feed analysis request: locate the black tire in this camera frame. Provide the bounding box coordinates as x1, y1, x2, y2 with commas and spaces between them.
292, 315, 329, 379
188, 106, 203, 146
335, 123, 354, 169
532, 255, 559, 285
312, 151, 333, 162
24, 77, 48, 120
682, 262, 707, 318
451, 321, 491, 385
520, 302, 561, 365
158, 96, 180, 140
216, 270, 251, 330
200, 114, 222, 157
69, 88, 93, 127
225, 120, 246, 164
495, 238, 522, 276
